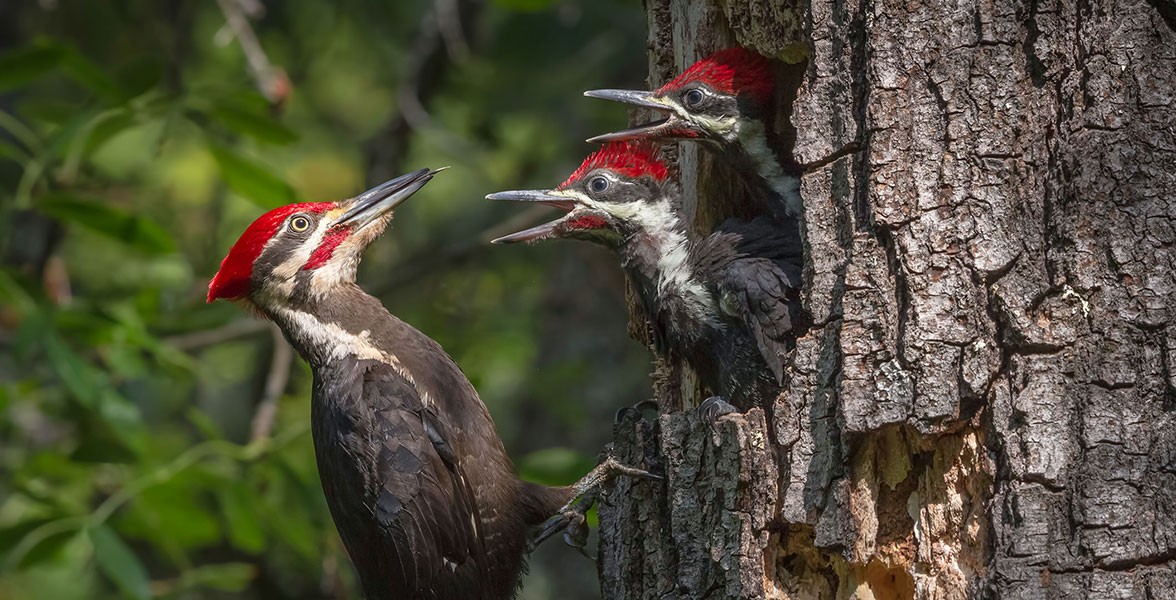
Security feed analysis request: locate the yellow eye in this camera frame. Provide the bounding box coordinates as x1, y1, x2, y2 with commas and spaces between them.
290, 215, 311, 232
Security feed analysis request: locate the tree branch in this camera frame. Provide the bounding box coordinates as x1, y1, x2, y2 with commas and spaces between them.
214, 0, 290, 106
164, 319, 270, 351
250, 322, 293, 443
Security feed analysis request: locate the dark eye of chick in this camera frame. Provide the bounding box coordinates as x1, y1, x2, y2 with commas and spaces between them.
588, 176, 610, 193
290, 215, 312, 232
683, 88, 704, 108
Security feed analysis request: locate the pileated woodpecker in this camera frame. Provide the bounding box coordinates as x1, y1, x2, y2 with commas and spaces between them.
582, 48, 805, 222
208, 169, 648, 599
488, 143, 803, 411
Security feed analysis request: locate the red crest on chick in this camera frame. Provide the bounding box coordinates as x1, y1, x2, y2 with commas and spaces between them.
559, 141, 670, 189
657, 48, 774, 107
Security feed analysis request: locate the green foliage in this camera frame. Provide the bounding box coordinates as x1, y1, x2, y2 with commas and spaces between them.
0, 2, 650, 599
207, 143, 296, 209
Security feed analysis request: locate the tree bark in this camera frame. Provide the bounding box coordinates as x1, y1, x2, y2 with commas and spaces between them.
598, 0, 1176, 598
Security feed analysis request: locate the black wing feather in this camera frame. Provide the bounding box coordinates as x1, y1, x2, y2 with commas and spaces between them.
697, 217, 804, 384
314, 358, 491, 600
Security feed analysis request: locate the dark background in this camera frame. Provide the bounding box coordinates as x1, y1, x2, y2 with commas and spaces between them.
0, 1, 653, 598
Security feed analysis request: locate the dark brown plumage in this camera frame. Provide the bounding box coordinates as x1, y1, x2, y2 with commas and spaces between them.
489, 144, 804, 410
208, 170, 575, 599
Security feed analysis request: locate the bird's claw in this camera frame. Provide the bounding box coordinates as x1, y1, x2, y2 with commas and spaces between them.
699, 396, 738, 425
529, 494, 594, 553
613, 399, 659, 425
527, 456, 662, 554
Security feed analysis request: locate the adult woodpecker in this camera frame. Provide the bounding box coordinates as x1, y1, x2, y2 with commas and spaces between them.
488, 143, 803, 412
208, 169, 648, 599
582, 47, 806, 222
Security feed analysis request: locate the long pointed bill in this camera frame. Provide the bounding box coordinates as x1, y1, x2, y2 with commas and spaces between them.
585, 119, 678, 144
583, 89, 666, 110
583, 89, 683, 144
486, 189, 578, 244
490, 220, 564, 245
336, 167, 446, 229
485, 189, 576, 211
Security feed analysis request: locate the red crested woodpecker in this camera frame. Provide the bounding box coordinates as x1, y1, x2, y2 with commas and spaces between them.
208, 169, 653, 599
488, 143, 804, 413
582, 48, 806, 223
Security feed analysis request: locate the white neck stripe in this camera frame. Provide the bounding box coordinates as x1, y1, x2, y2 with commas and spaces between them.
272, 306, 433, 406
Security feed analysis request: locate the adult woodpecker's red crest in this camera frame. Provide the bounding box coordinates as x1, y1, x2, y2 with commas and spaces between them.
207, 168, 441, 304
559, 141, 671, 189
656, 47, 774, 107
208, 202, 335, 302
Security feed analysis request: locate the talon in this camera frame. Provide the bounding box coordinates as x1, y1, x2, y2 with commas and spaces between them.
562, 513, 588, 549
613, 399, 659, 425
699, 396, 738, 425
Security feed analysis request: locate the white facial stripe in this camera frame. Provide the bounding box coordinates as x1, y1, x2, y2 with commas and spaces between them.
576, 195, 715, 321
305, 242, 359, 297
690, 113, 738, 137
736, 119, 802, 216
268, 217, 335, 299
273, 306, 434, 406
550, 188, 590, 202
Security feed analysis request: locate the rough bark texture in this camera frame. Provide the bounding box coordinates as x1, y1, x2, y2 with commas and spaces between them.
598, 0, 1176, 598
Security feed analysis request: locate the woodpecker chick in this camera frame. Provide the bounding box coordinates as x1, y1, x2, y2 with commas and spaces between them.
583, 48, 804, 221
208, 169, 642, 599
488, 143, 803, 410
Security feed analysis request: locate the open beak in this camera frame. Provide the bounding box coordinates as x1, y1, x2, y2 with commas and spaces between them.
485, 189, 577, 211
485, 188, 577, 244
336, 167, 446, 229
583, 89, 683, 143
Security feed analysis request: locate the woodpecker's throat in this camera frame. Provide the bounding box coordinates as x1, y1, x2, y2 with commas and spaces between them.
617, 201, 716, 329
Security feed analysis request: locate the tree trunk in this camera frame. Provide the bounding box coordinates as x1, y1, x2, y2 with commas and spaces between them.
597, 0, 1176, 598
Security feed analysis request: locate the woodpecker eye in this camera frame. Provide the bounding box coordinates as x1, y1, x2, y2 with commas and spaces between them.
290, 215, 312, 232
588, 176, 610, 194
683, 88, 705, 108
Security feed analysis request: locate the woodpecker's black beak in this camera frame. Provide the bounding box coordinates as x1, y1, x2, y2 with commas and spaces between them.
485, 189, 578, 244
583, 89, 683, 143
336, 167, 446, 230
485, 189, 577, 210
584, 89, 666, 111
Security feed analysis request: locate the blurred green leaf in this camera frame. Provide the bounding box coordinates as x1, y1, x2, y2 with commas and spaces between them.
207, 103, 299, 145
177, 562, 256, 592
113, 57, 165, 98
0, 139, 30, 162
44, 334, 99, 408
0, 42, 124, 103
208, 143, 296, 208
185, 408, 225, 440
218, 483, 265, 553
89, 525, 150, 600
0, 44, 65, 91
491, 0, 557, 11
60, 47, 126, 105
4, 527, 79, 569
0, 269, 39, 316
38, 193, 175, 254
119, 475, 222, 551
517, 447, 596, 486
